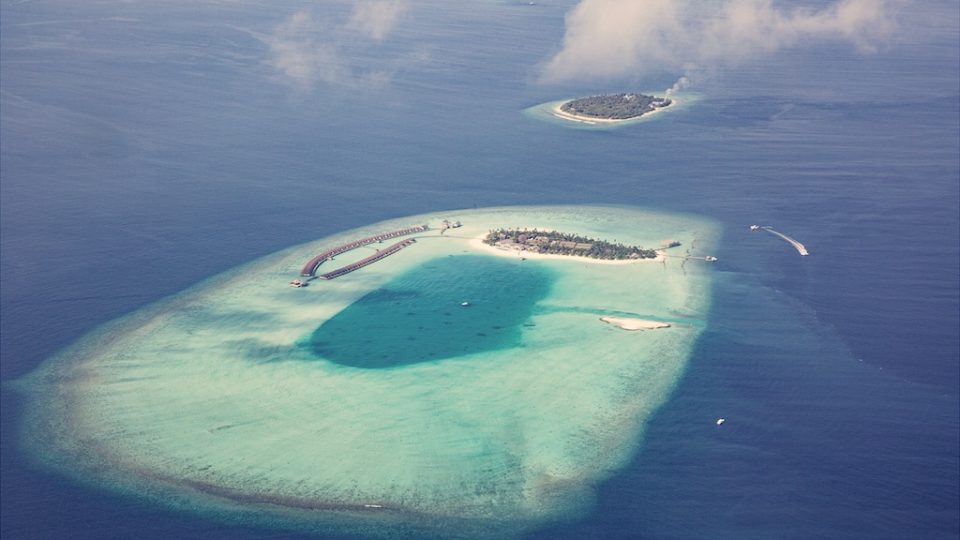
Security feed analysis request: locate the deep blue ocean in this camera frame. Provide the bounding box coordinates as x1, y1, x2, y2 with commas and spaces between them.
2, 0, 958, 538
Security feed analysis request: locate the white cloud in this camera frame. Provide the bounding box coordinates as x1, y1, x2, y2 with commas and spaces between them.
541, 0, 896, 84
267, 12, 345, 87
542, 0, 684, 81
264, 2, 409, 90
348, 0, 408, 42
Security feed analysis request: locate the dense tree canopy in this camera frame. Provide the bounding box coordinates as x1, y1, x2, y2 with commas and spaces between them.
484, 228, 658, 260
560, 93, 671, 120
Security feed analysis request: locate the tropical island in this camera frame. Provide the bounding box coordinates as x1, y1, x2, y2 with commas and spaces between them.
483, 228, 659, 260
559, 93, 672, 121
17, 205, 716, 538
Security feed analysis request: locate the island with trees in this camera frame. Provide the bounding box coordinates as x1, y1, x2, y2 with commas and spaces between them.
559, 93, 672, 121
483, 228, 659, 260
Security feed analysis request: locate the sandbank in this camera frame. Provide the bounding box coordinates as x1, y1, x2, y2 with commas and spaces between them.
600, 316, 671, 331
469, 236, 665, 264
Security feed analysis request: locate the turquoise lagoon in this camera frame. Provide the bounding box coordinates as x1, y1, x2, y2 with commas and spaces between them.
18, 206, 718, 536
311, 256, 554, 369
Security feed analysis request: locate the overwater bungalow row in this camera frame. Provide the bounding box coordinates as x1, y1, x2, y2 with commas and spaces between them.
300, 225, 428, 276
319, 239, 417, 280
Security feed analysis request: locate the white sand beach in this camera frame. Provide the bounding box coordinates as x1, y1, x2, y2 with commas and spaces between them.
600, 316, 672, 331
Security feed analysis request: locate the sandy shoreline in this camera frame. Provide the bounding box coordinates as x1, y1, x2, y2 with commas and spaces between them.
550, 98, 678, 125
600, 316, 671, 331
469, 236, 665, 265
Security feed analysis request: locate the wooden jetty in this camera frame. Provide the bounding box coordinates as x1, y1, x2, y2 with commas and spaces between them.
300, 225, 428, 277
319, 239, 417, 280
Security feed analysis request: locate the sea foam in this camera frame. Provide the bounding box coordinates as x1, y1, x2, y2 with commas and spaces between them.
17, 205, 718, 537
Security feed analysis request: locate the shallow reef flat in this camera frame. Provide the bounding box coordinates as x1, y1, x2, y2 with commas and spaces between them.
16, 205, 719, 538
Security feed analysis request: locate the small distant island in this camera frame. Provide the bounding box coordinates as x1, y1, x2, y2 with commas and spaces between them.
484, 228, 658, 260
559, 93, 672, 121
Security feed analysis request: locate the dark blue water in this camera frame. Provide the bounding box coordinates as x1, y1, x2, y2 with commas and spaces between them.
310, 255, 552, 368
2, 0, 957, 538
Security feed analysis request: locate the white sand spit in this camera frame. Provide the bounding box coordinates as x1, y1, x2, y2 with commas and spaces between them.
600, 316, 671, 331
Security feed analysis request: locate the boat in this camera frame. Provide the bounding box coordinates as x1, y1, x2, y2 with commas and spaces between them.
716, 418, 725, 426
750, 224, 760, 231
288, 279, 307, 288
705, 256, 718, 262
461, 301, 470, 306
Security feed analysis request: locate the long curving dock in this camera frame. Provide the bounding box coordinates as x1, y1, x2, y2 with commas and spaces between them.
762, 227, 809, 256
300, 225, 428, 277
319, 239, 417, 280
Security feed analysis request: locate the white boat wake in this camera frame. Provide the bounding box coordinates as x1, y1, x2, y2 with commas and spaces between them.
761, 227, 809, 256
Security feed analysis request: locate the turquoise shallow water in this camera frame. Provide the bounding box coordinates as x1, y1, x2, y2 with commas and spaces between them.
14, 206, 717, 537
310, 255, 554, 368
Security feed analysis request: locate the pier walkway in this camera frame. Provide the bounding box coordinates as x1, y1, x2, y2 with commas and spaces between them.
300, 225, 428, 277
762, 227, 809, 256
319, 239, 417, 280
662, 254, 717, 262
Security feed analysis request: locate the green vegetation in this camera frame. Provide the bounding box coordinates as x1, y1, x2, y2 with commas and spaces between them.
561, 93, 671, 120
484, 228, 658, 260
